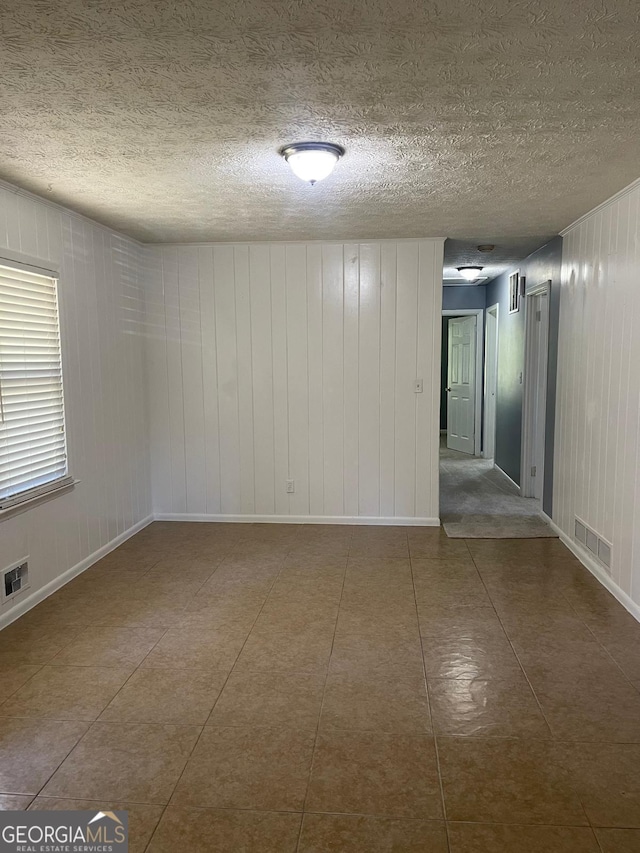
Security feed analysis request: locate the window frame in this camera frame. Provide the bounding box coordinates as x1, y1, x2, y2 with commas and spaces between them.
0, 250, 75, 517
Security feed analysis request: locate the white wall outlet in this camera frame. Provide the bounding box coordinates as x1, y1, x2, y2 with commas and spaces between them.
414, 379, 423, 393
286, 479, 295, 494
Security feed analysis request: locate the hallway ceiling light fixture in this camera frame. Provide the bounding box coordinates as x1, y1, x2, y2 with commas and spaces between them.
457, 266, 484, 281
281, 142, 345, 185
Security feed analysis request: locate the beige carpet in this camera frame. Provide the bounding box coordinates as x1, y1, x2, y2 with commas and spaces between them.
443, 513, 558, 539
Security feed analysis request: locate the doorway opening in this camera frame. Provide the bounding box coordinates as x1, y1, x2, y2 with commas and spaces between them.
442, 309, 483, 457
439, 298, 555, 538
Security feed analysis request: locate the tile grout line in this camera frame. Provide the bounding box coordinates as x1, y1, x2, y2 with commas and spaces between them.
466, 542, 596, 831
3, 552, 179, 806
141, 530, 301, 852
466, 543, 557, 741
408, 528, 451, 853
20, 546, 234, 826
293, 526, 353, 853
561, 588, 640, 696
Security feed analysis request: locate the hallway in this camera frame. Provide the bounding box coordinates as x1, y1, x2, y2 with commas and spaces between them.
439, 440, 555, 538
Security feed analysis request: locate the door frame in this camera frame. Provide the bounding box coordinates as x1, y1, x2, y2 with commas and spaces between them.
442, 308, 483, 457
521, 280, 551, 499
483, 303, 499, 460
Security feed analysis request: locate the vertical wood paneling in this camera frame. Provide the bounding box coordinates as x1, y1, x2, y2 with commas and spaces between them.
343, 245, 359, 516
213, 246, 241, 513
0, 184, 151, 625
148, 238, 444, 522
162, 246, 187, 514
178, 246, 206, 513
358, 244, 381, 516
197, 247, 221, 515
416, 241, 443, 517
306, 244, 324, 515
322, 244, 345, 516
62, 217, 87, 563
379, 242, 398, 517
555, 180, 640, 609
270, 246, 289, 516
394, 243, 419, 517
145, 245, 172, 517
234, 246, 255, 514
249, 245, 275, 514
286, 245, 310, 516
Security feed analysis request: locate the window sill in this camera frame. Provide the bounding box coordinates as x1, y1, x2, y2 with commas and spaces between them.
0, 478, 79, 521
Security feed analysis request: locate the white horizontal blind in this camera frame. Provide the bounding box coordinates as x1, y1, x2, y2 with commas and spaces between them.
0, 263, 68, 506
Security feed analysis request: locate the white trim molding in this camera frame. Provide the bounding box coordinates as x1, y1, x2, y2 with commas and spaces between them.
0, 515, 154, 631
540, 512, 640, 625
494, 463, 521, 494
520, 280, 551, 500
154, 513, 441, 527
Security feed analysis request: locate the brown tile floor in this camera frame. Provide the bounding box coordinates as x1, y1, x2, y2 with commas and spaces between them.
1, 522, 640, 851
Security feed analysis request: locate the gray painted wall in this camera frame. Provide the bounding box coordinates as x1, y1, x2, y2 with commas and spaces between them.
484, 236, 562, 515
443, 286, 486, 311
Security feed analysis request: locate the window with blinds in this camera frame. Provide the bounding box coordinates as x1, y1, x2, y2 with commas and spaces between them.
0, 262, 70, 510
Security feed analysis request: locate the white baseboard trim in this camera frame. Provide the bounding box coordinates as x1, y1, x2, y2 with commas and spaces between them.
494, 463, 521, 494
154, 513, 441, 527
0, 514, 154, 631
540, 511, 640, 625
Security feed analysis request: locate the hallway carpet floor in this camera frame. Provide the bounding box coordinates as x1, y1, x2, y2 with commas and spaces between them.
440, 440, 556, 538
1, 522, 639, 851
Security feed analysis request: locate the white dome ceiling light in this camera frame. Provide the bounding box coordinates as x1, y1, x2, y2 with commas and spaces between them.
457, 266, 484, 282
281, 142, 345, 185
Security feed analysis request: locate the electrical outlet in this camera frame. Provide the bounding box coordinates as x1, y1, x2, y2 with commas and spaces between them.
286, 479, 295, 494
414, 379, 423, 393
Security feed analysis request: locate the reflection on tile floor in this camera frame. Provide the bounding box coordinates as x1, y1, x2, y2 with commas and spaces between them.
0, 522, 640, 851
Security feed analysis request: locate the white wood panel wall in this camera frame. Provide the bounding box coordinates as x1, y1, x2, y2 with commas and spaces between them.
146, 239, 444, 523
0, 182, 152, 624
555, 179, 640, 608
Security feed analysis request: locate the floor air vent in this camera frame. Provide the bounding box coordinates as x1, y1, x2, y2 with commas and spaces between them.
574, 517, 612, 572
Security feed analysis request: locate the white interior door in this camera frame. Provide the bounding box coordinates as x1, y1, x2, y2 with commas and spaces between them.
447, 315, 476, 454
484, 306, 498, 459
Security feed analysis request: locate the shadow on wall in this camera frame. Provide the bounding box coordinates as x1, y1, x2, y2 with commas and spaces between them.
484, 235, 562, 516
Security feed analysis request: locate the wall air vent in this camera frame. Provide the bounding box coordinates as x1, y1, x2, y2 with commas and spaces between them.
585, 528, 598, 555
597, 539, 612, 569
2, 558, 29, 603
574, 517, 612, 575
574, 519, 587, 545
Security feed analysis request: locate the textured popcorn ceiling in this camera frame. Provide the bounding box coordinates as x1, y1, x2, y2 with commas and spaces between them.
1, 0, 639, 249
